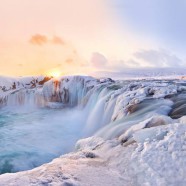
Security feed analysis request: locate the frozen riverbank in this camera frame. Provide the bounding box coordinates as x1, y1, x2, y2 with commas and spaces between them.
0, 75, 186, 185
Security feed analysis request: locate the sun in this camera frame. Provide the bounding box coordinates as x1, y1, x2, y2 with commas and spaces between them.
47, 69, 61, 78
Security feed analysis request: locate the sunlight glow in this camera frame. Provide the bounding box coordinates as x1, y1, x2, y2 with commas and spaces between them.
48, 69, 61, 78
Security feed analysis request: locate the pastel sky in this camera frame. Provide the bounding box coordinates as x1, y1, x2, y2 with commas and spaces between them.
0, 0, 185, 76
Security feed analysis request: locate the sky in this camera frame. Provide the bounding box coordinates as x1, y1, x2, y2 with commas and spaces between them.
0, 0, 185, 76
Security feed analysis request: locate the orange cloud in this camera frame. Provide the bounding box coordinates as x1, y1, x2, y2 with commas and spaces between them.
30, 34, 65, 46
52, 36, 65, 45
65, 58, 74, 64
17, 63, 23, 67
29, 34, 48, 45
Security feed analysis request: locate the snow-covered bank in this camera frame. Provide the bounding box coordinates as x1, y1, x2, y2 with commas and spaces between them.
0, 76, 51, 106
0, 75, 186, 185
0, 76, 51, 91
0, 121, 186, 186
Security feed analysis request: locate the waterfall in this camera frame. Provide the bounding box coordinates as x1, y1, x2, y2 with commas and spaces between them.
0, 76, 182, 140
1, 75, 184, 176
4, 88, 46, 108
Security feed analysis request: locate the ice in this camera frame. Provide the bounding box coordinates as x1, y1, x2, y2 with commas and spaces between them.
133, 126, 168, 143
75, 137, 104, 151
1, 122, 186, 186
42, 76, 98, 105
0, 75, 186, 185
179, 116, 186, 124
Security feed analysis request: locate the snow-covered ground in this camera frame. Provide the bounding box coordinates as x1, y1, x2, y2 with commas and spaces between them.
90, 67, 186, 80
0, 121, 186, 186
0, 75, 186, 185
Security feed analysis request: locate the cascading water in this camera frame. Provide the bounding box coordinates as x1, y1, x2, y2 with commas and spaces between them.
0, 76, 114, 174
0, 76, 185, 174
6, 89, 46, 108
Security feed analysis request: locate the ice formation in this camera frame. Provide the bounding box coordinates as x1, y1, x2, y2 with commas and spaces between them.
0, 75, 186, 185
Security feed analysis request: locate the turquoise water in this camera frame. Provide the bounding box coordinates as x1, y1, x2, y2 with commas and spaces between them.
0, 106, 86, 174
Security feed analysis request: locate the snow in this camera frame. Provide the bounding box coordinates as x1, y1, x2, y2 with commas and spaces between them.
1, 122, 186, 186
75, 137, 105, 151
179, 116, 186, 124
131, 123, 186, 185
90, 67, 186, 80
0, 75, 47, 91
0, 75, 186, 185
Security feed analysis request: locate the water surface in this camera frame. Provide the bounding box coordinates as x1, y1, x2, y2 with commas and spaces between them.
0, 106, 86, 174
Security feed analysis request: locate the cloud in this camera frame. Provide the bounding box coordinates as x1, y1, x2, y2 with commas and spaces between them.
90, 52, 142, 70
90, 52, 108, 68
65, 58, 74, 64
52, 36, 65, 45
112, 59, 141, 68
127, 59, 141, 66
29, 34, 65, 46
89, 49, 185, 72
134, 49, 184, 67
29, 34, 48, 45
17, 63, 23, 67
